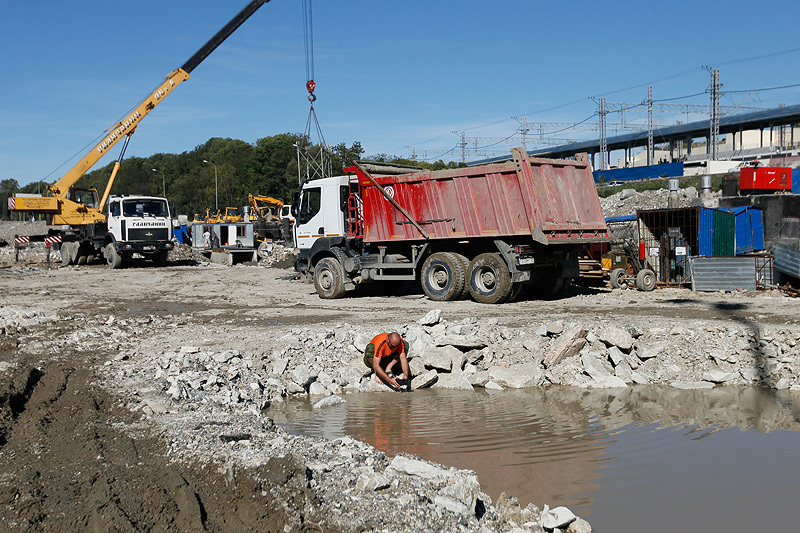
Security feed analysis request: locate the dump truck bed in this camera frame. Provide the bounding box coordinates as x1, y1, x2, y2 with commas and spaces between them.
353, 149, 608, 245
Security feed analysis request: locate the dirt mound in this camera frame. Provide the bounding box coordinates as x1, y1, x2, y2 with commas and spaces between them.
0, 357, 294, 532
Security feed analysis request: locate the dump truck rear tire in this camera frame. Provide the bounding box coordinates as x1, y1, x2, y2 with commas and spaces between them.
421, 252, 465, 301
635, 268, 656, 291
468, 253, 513, 304
507, 282, 524, 302
447, 252, 471, 299
609, 268, 628, 289
314, 257, 346, 299
105, 243, 123, 269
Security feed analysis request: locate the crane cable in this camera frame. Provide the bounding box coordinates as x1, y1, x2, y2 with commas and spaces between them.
301, 0, 326, 146
302, 0, 316, 102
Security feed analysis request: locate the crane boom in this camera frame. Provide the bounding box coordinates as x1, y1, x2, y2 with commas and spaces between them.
48, 0, 270, 201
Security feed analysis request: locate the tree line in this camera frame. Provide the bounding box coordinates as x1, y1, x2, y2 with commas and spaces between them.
1, 133, 464, 220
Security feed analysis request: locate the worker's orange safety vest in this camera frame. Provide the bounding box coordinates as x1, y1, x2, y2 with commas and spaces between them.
369, 333, 405, 360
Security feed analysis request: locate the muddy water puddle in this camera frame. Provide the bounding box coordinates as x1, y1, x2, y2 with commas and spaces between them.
270, 386, 800, 532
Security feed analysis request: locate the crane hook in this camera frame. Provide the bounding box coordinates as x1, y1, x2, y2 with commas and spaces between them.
306, 79, 316, 102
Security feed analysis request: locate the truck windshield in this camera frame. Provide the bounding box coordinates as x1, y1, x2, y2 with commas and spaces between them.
298, 188, 321, 224
122, 199, 169, 218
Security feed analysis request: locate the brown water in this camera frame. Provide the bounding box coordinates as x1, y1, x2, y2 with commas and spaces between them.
270, 386, 800, 532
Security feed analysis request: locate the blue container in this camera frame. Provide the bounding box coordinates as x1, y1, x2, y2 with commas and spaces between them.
793, 168, 800, 194
698, 207, 736, 257
172, 225, 188, 244
717, 206, 765, 254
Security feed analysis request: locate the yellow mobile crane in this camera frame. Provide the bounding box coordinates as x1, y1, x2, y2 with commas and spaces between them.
10, 0, 270, 267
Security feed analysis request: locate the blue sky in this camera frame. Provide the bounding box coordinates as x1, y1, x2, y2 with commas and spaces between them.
2, 0, 800, 186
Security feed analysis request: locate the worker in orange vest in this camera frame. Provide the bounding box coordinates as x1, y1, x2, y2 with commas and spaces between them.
363, 332, 411, 391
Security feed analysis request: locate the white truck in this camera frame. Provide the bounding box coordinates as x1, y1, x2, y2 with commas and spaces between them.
292, 152, 609, 303
58, 194, 173, 269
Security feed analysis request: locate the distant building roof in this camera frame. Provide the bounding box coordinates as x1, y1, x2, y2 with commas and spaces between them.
470, 104, 800, 165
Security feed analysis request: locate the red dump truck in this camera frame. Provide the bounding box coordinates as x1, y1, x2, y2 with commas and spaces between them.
293, 148, 609, 303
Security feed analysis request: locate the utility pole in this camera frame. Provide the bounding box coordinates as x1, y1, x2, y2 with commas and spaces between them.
513, 117, 530, 151
454, 131, 467, 164
705, 67, 721, 160
203, 159, 218, 211
597, 97, 608, 171
647, 85, 654, 166
151, 168, 165, 197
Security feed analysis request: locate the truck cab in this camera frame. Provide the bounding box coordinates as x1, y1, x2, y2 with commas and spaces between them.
104, 195, 173, 268
294, 175, 350, 252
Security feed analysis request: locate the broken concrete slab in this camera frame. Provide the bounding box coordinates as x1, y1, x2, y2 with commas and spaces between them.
411, 370, 439, 390
435, 335, 487, 350
581, 352, 612, 379
418, 309, 442, 326
387, 455, 450, 480
421, 347, 454, 372
702, 369, 738, 383
313, 395, 346, 409
597, 327, 634, 351
432, 372, 474, 391
488, 363, 545, 388
544, 327, 589, 368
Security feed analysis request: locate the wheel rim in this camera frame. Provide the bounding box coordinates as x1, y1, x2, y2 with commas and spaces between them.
318, 268, 333, 291
475, 266, 498, 293
428, 265, 450, 290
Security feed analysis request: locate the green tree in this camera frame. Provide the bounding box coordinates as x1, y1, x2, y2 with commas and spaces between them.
1, 178, 19, 194
331, 141, 364, 171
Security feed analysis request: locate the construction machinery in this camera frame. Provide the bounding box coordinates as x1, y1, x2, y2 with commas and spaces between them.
248, 194, 284, 242
8, 0, 269, 267
293, 150, 610, 303
249, 194, 284, 220
221, 207, 243, 223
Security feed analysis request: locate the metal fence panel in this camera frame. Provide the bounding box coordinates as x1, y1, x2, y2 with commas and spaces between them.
689, 256, 773, 292
773, 242, 800, 278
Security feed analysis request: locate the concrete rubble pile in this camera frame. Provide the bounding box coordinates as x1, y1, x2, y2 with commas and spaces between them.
104, 308, 800, 416
75, 306, 796, 531
600, 186, 717, 218
59, 308, 617, 532
168, 242, 212, 263
256, 242, 296, 268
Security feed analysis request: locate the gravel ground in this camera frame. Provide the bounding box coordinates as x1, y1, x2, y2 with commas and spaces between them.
2, 245, 800, 532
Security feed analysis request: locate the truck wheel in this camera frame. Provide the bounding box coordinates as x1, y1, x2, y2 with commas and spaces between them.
609, 268, 628, 289
507, 282, 524, 303
421, 252, 465, 301
468, 253, 513, 304
105, 243, 123, 269
447, 252, 471, 299
635, 268, 656, 291
529, 271, 570, 299
153, 250, 169, 267
60, 243, 72, 266
314, 257, 346, 299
